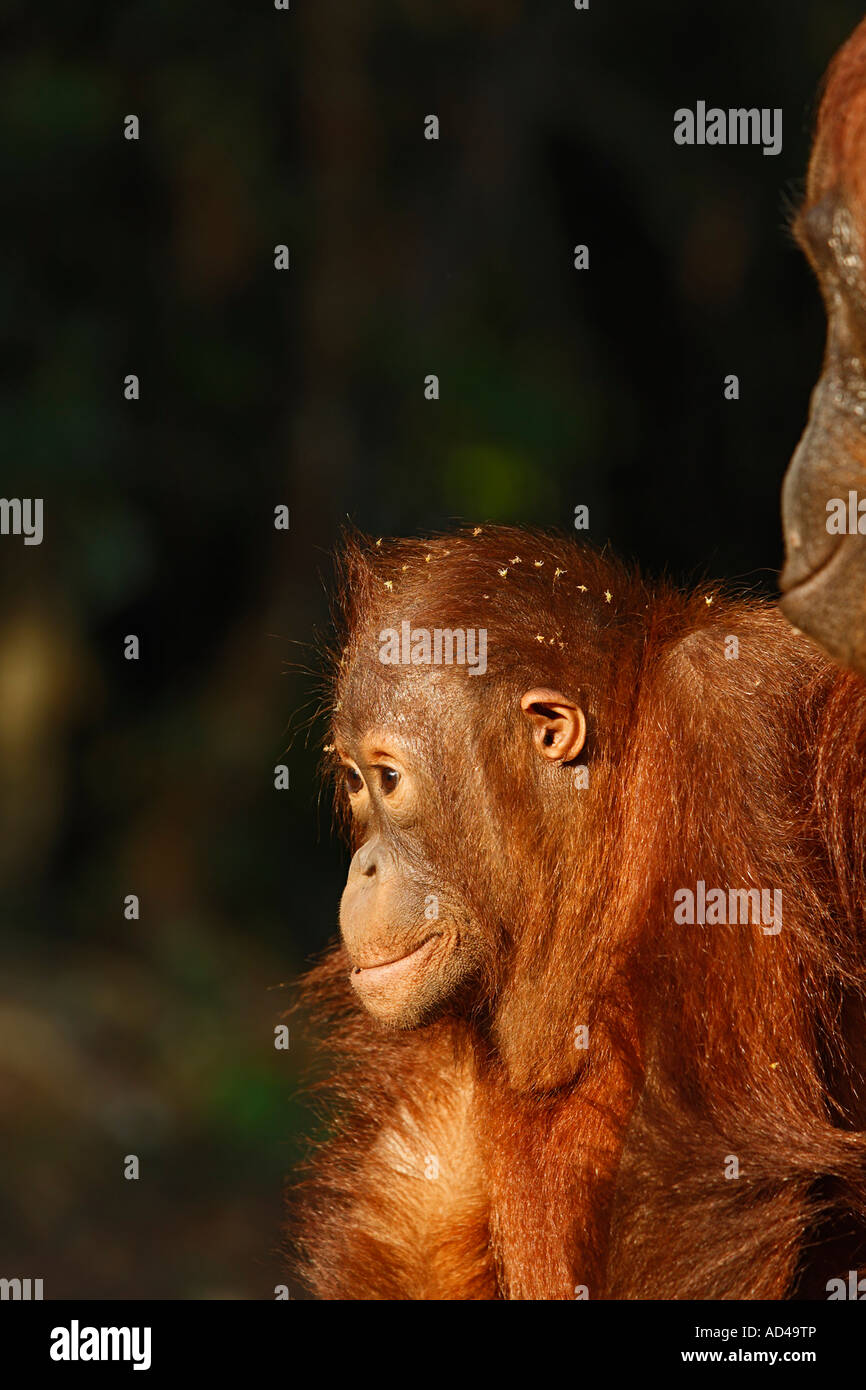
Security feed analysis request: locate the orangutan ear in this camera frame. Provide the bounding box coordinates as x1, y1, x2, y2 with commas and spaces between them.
520, 688, 587, 763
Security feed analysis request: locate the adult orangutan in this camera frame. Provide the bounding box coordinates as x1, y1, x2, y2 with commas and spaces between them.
288, 528, 866, 1300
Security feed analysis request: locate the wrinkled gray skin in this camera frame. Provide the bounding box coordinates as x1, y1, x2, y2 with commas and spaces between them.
780, 195, 866, 679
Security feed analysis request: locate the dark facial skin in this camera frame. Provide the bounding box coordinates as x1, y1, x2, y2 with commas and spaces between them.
335, 660, 585, 1029
780, 192, 866, 675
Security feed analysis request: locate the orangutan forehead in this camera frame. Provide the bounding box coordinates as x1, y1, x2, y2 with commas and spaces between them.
333, 653, 473, 749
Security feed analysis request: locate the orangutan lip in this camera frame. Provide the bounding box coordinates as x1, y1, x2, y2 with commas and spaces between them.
352, 933, 442, 981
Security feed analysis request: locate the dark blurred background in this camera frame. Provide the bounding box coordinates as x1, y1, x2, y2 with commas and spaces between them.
0, 0, 861, 1297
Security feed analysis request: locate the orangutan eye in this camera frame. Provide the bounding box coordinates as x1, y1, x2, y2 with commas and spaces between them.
344, 766, 364, 795
378, 766, 400, 795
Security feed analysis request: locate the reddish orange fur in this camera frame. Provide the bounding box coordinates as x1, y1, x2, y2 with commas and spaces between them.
286, 527, 866, 1299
